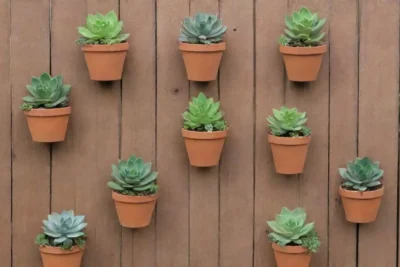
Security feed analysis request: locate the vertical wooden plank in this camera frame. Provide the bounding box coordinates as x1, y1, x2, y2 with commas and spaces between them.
188, 1, 220, 267
51, 1, 121, 267
253, 0, 289, 267
119, 0, 156, 266
0, 0, 11, 266
285, 1, 329, 266
358, 1, 398, 266
329, 0, 358, 266
11, 1, 50, 267
156, 0, 190, 266
219, 0, 254, 266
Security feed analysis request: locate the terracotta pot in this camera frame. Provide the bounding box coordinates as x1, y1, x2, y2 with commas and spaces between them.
272, 243, 312, 267
24, 106, 71, 143
339, 186, 384, 223
112, 191, 158, 228
268, 134, 310, 174
280, 45, 327, 82
39, 246, 84, 267
81, 42, 129, 81
179, 42, 226, 82
182, 129, 227, 167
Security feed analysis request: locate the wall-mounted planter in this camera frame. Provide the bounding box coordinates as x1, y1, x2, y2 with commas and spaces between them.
272, 243, 311, 267
82, 43, 129, 81
112, 191, 158, 228
339, 186, 384, 223
280, 45, 327, 82
24, 106, 71, 143
268, 134, 310, 174
39, 246, 84, 267
179, 42, 226, 82
182, 128, 227, 167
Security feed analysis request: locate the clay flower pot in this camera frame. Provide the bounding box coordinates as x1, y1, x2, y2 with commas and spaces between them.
39, 246, 84, 267
112, 191, 158, 228
280, 45, 327, 82
179, 42, 226, 82
272, 243, 312, 267
24, 106, 71, 143
82, 42, 129, 81
339, 186, 384, 223
268, 134, 310, 174
182, 129, 227, 167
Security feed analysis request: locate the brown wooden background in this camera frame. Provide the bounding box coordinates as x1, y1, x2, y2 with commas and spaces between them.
1, 0, 399, 266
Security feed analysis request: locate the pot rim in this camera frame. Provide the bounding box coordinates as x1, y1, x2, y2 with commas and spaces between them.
339, 185, 384, 199
268, 134, 311, 146
179, 42, 226, 52
112, 191, 159, 203
272, 243, 309, 254
39, 245, 84, 255
81, 42, 129, 52
279, 44, 327, 55
24, 106, 71, 117
182, 128, 228, 139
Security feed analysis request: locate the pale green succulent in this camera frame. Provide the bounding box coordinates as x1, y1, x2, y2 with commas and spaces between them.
267, 207, 320, 253
182, 92, 227, 132
267, 106, 311, 137
77, 10, 129, 45
35, 210, 87, 250
179, 13, 227, 44
279, 6, 326, 47
20, 73, 71, 111
339, 157, 384, 192
107, 155, 159, 196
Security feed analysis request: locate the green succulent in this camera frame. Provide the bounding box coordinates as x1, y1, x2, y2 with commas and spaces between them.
179, 13, 227, 44
35, 210, 87, 250
279, 6, 326, 47
267, 207, 320, 253
76, 10, 129, 45
182, 92, 227, 132
339, 157, 384, 192
267, 106, 310, 137
20, 73, 71, 111
107, 155, 159, 196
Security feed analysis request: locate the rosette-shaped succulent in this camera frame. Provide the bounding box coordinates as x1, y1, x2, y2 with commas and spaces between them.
267, 207, 320, 252
20, 73, 71, 111
107, 155, 159, 195
179, 13, 227, 44
267, 106, 310, 137
35, 210, 87, 250
182, 92, 227, 132
77, 10, 130, 45
280, 6, 326, 46
339, 157, 384, 192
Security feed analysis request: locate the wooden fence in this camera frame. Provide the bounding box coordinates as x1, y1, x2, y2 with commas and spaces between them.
1, 0, 399, 267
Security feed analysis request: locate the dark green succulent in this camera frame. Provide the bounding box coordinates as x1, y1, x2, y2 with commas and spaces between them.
279, 6, 326, 47
107, 155, 158, 196
182, 92, 227, 132
179, 13, 227, 44
20, 73, 71, 111
267, 106, 310, 137
339, 157, 384, 192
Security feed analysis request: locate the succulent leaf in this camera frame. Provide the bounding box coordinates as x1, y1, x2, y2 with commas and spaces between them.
267, 106, 311, 137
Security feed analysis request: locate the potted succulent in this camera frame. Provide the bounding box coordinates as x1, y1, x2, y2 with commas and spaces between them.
279, 6, 327, 82
267, 107, 311, 174
77, 10, 130, 81
267, 207, 320, 267
339, 157, 384, 223
182, 92, 228, 167
179, 13, 227, 81
35, 210, 87, 267
20, 73, 72, 143
107, 154, 159, 228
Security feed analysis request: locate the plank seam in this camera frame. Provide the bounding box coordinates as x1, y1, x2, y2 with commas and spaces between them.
356, 0, 360, 266
397, 0, 400, 266
252, 0, 256, 266
9, 1, 13, 267
154, 0, 159, 266
327, 0, 331, 265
